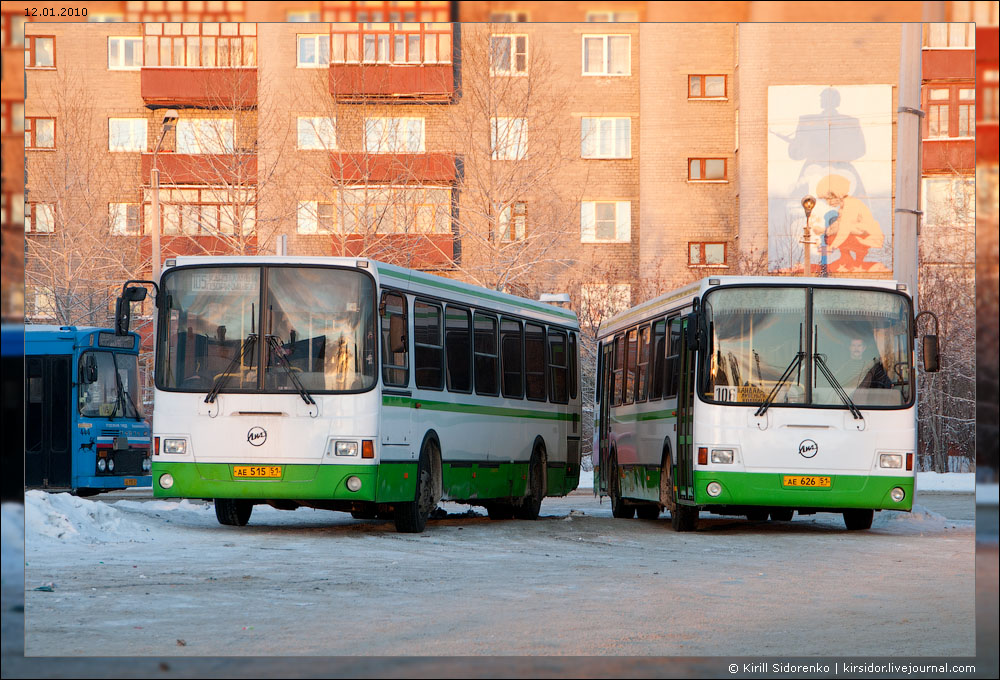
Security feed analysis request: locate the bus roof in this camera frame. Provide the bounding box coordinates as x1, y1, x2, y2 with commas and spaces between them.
20, 325, 139, 354
598, 275, 907, 338
165, 255, 580, 330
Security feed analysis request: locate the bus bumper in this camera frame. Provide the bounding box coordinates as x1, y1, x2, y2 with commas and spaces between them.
691, 471, 914, 511
75, 475, 152, 489
152, 461, 416, 502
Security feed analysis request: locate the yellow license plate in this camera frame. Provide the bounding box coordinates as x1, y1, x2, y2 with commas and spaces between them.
783, 475, 831, 488
233, 465, 283, 479
123, 478, 137, 486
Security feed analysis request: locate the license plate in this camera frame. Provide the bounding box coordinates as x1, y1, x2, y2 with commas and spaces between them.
123, 478, 137, 486
233, 465, 283, 479
783, 475, 831, 488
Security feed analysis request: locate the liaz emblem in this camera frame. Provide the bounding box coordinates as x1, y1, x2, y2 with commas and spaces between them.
798, 439, 818, 458
247, 427, 267, 447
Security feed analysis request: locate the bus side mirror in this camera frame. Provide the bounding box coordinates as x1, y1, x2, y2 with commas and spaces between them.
115, 286, 147, 336
389, 314, 406, 353
686, 312, 700, 352
80, 354, 97, 384
922, 335, 940, 373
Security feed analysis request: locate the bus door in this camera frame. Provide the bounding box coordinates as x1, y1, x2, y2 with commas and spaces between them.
597, 341, 613, 493
25, 355, 72, 488
675, 316, 696, 503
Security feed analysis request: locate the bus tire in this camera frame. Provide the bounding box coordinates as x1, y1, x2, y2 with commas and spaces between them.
671, 503, 699, 532
215, 498, 253, 526
609, 452, 636, 519
770, 508, 794, 522
394, 442, 437, 533
659, 450, 676, 515
514, 447, 546, 520
843, 509, 874, 530
636, 504, 660, 520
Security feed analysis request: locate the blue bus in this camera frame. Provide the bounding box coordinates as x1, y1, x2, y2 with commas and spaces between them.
23, 325, 152, 495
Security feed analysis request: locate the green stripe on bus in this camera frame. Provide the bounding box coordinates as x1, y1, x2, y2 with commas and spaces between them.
382, 395, 577, 421
611, 409, 678, 423
377, 267, 578, 323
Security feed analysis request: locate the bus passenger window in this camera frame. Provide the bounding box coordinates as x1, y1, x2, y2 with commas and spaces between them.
612, 334, 624, 406
569, 332, 578, 400
664, 317, 681, 399
624, 328, 638, 405
474, 313, 499, 396
650, 319, 665, 400
548, 328, 568, 404
501, 317, 524, 399
636, 325, 651, 402
445, 306, 472, 393
414, 301, 443, 390
525, 323, 546, 401
381, 292, 408, 387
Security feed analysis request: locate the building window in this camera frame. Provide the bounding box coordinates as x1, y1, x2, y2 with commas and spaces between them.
491, 117, 527, 160
689, 242, 727, 266
2, 192, 25, 228
26, 203, 55, 233
286, 10, 320, 22
25, 117, 55, 149
498, 201, 526, 241
338, 186, 451, 234
581, 34, 629, 76
109, 118, 148, 152
1, 101, 24, 136
2, 13, 28, 48
110, 203, 142, 235
924, 85, 976, 139
490, 34, 527, 75
923, 23, 974, 48
25, 35, 55, 68
364, 117, 425, 153
143, 187, 256, 236
297, 201, 335, 234
490, 11, 529, 22
689, 74, 727, 98
143, 23, 257, 67
581, 117, 630, 158
297, 33, 330, 67
581, 201, 630, 243
688, 157, 727, 181
330, 23, 452, 65
297, 117, 336, 150
586, 11, 639, 22
176, 118, 234, 154
108, 36, 144, 69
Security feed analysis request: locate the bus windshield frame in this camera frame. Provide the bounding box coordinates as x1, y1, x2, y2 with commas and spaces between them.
698, 283, 914, 411
156, 263, 378, 395
78, 349, 143, 419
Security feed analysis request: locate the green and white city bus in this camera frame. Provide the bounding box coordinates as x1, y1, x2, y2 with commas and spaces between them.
594, 276, 939, 531
119, 256, 582, 533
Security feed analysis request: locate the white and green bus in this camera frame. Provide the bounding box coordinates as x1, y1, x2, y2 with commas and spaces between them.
121, 256, 582, 532
594, 276, 939, 531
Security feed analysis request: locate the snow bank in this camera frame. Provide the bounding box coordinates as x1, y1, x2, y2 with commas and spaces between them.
916, 471, 975, 492
872, 503, 966, 532
24, 490, 156, 544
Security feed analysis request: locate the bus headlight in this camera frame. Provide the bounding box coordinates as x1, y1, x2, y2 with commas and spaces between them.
346, 476, 362, 492
890, 487, 906, 502
163, 439, 187, 454
711, 449, 734, 464
331, 441, 358, 457
159, 473, 174, 489
879, 453, 903, 469
707, 481, 723, 497
97, 458, 107, 472
107, 458, 115, 472
142, 457, 151, 471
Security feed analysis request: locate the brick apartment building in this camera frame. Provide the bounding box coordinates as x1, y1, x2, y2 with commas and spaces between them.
2, 1, 992, 329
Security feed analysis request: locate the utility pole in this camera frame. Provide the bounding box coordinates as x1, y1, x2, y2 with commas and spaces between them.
894, 23, 923, 312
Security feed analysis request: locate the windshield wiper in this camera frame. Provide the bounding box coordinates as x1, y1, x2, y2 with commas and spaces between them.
205, 333, 257, 404
265, 334, 316, 406
813, 353, 864, 420
754, 351, 804, 418
111, 360, 142, 421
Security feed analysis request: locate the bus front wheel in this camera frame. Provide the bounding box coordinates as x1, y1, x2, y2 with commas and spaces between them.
394, 443, 438, 533
514, 448, 546, 520
215, 498, 253, 526
843, 509, 874, 530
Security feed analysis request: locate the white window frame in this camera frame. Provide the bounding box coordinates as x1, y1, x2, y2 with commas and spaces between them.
490, 34, 528, 76
923, 23, 975, 49
109, 118, 148, 152
297, 34, 330, 67
491, 117, 528, 160
175, 118, 234, 154
581, 200, 630, 243
26, 202, 55, 233
108, 36, 143, 69
581, 117, 631, 159
364, 118, 425, 154
297, 200, 336, 234
296, 117, 337, 150
581, 34, 631, 76
109, 203, 142, 235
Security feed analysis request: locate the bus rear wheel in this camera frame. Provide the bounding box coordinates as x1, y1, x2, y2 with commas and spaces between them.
394, 444, 437, 533
609, 454, 636, 519
215, 498, 253, 526
843, 509, 874, 530
514, 449, 545, 520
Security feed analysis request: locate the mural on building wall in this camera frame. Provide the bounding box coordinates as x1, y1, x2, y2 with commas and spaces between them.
768, 85, 893, 274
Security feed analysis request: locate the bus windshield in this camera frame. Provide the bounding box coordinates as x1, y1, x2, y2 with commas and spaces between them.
158, 266, 376, 393
701, 286, 912, 409
79, 351, 142, 418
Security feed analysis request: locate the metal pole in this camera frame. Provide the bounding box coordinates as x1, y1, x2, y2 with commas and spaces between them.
151, 165, 161, 283
894, 23, 923, 312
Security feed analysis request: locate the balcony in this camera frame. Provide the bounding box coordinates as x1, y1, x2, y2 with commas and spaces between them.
922, 50, 974, 81
331, 234, 454, 268
141, 153, 257, 185
330, 153, 456, 183
141, 68, 258, 107
328, 63, 453, 101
